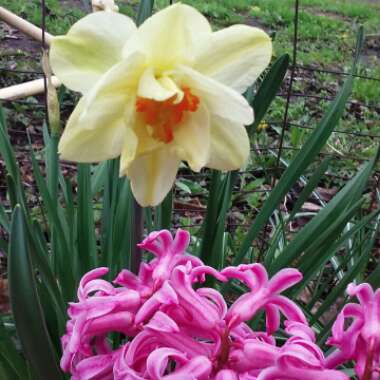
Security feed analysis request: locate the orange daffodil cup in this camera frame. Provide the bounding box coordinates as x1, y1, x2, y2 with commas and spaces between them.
50, 4, 272, 206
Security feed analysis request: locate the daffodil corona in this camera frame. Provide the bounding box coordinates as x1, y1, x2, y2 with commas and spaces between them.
50, 4, 272, 206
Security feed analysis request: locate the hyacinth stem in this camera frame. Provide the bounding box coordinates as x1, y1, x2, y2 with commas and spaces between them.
130, 197, 144, 274
363, 341, 375, 380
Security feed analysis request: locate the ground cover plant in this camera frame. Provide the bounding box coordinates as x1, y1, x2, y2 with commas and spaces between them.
0, 0, 379, 379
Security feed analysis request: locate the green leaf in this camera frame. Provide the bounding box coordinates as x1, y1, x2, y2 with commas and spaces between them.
77, 164, 97, 275
271, 152, 378, 273
60, 178, 75, 250
234, 29, 363, 266
0, 359, 18, 380
314, 235, 372, 331
361, 218, 380, 288
136, 0, 154, 26
8, 206, 63, 380
111, 178, 132, 271
0, 106, 19, 185
247, 54, 290, 136
43, 124, 59, 202
0, 320, 28, 380
200, 171, 236, 272
29, 146, 75, 301
200, 170, 223, 263
91, 162, 108, 196
287, 158, 331, 222
0, 238, 7, 253
154, 190, 173, 230
5, 175, 17, 209
0, 107, 26, 208
0, 203, 10, 233
31, 221, 66, 323
100, 159, 119, 268
235, 69, 356, 266
128, 193, 144, 274
299, 206, 380, 287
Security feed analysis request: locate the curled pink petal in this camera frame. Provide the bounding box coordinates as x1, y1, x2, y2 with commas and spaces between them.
268, 268, 303, 294
134, 281, 178, 325
224, 265, 304, 329
327, 282, 380, 379
285, 321, 315, 342
146, 347, 187, 379
77, 267, 110, 301
215, 369, 239, 380
164, 356, 212, 380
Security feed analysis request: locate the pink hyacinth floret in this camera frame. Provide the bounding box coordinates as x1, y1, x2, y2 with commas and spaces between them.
327, 283, 380, 380
61, 229, 373, 379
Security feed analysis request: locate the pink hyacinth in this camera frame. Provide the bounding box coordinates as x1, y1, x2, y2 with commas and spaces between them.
327, 282, 380, 380
60, 229, 363, 379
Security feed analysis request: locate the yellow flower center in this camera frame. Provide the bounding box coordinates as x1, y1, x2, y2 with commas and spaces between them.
136, 87, 199, 143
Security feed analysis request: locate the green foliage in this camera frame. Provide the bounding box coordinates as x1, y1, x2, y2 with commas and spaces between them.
0, 0, 85, 35
8, 206, 63, 380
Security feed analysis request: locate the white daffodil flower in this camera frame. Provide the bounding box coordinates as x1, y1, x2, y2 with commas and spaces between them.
50, 4, 272, 206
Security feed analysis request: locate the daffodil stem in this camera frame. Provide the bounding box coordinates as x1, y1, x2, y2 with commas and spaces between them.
130, 197, 144, 274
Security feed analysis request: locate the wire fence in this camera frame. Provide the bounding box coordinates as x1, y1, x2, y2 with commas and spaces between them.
0, 0, 379, 236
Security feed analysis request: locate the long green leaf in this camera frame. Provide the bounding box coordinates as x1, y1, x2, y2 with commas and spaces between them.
0, 320, 28, 380
8, 206, 62, 380
235, 69, 357, 266
0, 106, 19, 185
31, 221, 66, 322
136, 0, 154, 26
0, 203, 10, 233
91, 161, 108, 196
234, 29, 363, 266
0, 359, 18, 380
0, 106, 26, 208
101, 159, 119, 269
264, 159, 330, 268
287, 158, 331, 222
77, 164, 97, 275
271, 152, 378, 273
29, 147, 75, 300
200, 171, 222, 264
111, 178, 132, 272
313, 232, 373, 328
247, 54, 290, 135
43, 124, 59, 201
154, 190, 173, 230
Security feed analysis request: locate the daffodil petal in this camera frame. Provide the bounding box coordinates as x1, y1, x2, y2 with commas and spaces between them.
120, 128, 139, 174
58, 95, 127, 162
138, 67, 182, 101
173, 105, 210, 172
207, 116, 250, 171
123, 4, 211, 71
126, 148, 180, 207
193, 25, 272, 93
174, 65, 253, 125
50, 11, 137, 93
58, 53, 145, 162
134, 118, 164, 156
